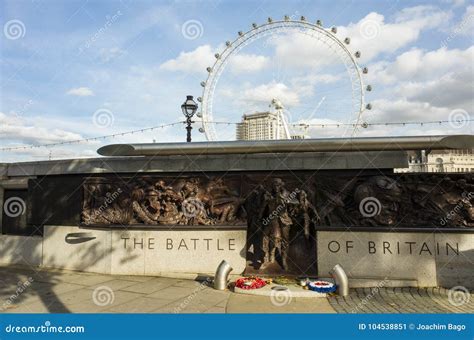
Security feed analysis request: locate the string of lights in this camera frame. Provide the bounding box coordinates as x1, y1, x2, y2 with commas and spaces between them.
1, 118, 471, 153
0, 121, 185, 152
209, 119, 473, 128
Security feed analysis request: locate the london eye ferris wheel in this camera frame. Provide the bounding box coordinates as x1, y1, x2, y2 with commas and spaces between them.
196, 16, 372, 141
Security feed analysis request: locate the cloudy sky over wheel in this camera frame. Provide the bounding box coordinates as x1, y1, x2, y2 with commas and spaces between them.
1, 0, 473, 161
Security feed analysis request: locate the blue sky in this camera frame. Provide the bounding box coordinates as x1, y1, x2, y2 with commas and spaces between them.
1, 0, 473, 161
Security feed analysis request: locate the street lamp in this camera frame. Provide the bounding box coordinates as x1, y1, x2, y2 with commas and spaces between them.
181, 95, 198, 143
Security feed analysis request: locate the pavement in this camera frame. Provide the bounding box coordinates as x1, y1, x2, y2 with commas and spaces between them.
0, 266, 472, 314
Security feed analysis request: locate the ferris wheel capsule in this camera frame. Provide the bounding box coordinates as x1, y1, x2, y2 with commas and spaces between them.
267, 17, 272, 23
344, 37, 351, 44
238, 31, 243, 36
284, 15, 290, 21
361, 122, 369, 128
331, 27, 337, 34
300, 16, 306, 21
197, 112, 202, 118
206, 67, 212, 73
225, 41, 231, 47
199, 127, 205, 133
197, 97, 202, 103
355, 51, 361, 58
200, 81, 206, 87
366, 85, 372, 91
366, 103, 372, 110
363, 67, 368, 74
252, 23, 258, 28
316, 19, 323, 26
215, 53, 220, 59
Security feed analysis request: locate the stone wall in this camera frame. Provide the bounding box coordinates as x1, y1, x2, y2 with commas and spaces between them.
317, 231, 474, 289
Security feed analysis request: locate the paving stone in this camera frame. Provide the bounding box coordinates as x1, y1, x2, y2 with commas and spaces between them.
328, 288, 474, 314
106, 297, 173, 313
2, 266, 472, 314
67, 274, 118, 287
172, 279, 211, 289
121, 278, 175, 294
86, 280, 140, 292
204, 306, 226, 313
114, 275, 155, 282
147, 286, 194, 300
227, 294, 336, 313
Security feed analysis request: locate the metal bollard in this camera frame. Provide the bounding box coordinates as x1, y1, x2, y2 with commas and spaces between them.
214, 260, 233, 290
330, 264, 349, 296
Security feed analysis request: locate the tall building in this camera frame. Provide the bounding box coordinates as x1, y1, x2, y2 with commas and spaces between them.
236, 111, 290, 140
395, 149, 474, 173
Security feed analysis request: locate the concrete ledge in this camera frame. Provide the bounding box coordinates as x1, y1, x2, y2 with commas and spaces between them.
0, 235, 42, 267
3, 151, 408, 176
13, 225, 247, 278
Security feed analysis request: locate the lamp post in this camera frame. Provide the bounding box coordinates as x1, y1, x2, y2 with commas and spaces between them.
181, 95, 198, 143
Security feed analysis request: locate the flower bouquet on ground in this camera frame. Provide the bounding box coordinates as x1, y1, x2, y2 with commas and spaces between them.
235, 276, 268, 290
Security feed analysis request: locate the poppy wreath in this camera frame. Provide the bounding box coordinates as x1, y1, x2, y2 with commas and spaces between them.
307, 280, 337, 293
235, 277, 267, 290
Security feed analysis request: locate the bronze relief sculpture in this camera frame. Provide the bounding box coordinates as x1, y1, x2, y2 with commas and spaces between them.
82, 176, 245, 226
82, 173, 473, 273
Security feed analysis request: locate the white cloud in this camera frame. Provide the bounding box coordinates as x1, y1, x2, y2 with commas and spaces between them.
239, 81, 300, 107
458, 5, 474, 34
160, 45, 269, 75
264, 6, 451, 71
267, 32, 336, 70
0, 112, 84, 145
442, 0, 465, 8
159, 45, 214, 74
290, 73, 342, 97
228, 54, 269, 73
370, 46, 474, 84
365, 45, 473, 114
66, 87, 94, 96
368, 99, 452, 122
336, 6, 452, 62
400, 71, 474, 109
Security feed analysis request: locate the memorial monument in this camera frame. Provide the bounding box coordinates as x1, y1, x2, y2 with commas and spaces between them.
1, 16, 473, 290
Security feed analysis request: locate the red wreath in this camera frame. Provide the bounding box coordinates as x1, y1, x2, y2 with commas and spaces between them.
235, 277, 267, 290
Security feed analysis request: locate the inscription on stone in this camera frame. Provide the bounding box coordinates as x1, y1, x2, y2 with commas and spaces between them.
326, 240, 459, 256
121, 237, 237, 251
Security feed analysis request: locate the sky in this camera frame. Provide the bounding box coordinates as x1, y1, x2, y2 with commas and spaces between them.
0, 0, 473, 162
